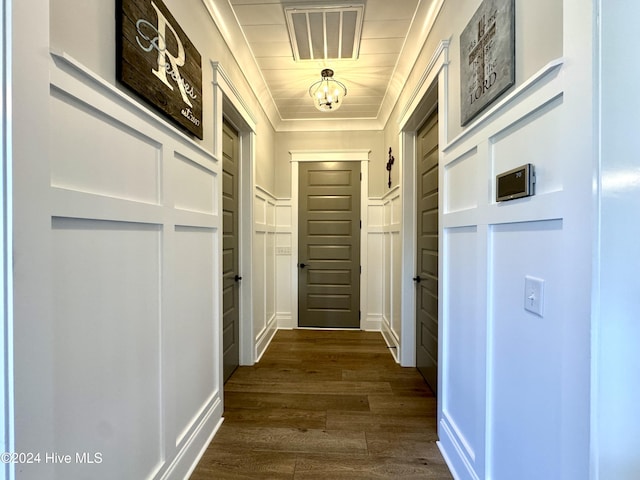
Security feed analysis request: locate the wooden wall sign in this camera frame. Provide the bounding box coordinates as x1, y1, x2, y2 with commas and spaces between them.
459, 0, 515, 126
117, 0, 203, 139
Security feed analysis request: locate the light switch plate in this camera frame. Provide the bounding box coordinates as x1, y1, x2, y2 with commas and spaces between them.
524, 276, 544, 317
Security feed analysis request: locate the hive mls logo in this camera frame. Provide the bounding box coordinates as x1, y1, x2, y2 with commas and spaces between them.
117, 0, 203, 139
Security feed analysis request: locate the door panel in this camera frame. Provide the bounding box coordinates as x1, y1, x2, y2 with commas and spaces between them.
222, 120, 240, 382
416, 109, 439, 393
299, 162, 360, 328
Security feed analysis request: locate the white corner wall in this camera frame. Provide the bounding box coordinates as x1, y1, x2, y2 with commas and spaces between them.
9, 1, 278, 478
389, 1, 596, 479
594, 1, 640, 478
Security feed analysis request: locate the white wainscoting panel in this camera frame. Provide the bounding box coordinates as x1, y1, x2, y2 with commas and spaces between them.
441, 225, 481, 469
50, 87, 161, 205
488, 220, 564, 480
173, 226, 218, 447
275, 201, 293, 329
174, 151, 218, 215
254, 188, 278, 360
373, 188, 401, 360
490, 96, 564, 199
438, 60, 566, 480
47, 52, 223, 480
51, 218, 163, 480
444, 147, 478, 214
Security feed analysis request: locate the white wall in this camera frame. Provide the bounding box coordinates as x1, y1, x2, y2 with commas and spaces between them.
9, 0, 277, 478
595, 1, 640, 478
386, 0, 595, 479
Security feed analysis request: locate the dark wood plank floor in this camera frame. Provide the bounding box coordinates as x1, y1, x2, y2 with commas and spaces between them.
190, 329, 453, 479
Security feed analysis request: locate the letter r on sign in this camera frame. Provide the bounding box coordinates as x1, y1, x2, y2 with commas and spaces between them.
150, 1, 193, 107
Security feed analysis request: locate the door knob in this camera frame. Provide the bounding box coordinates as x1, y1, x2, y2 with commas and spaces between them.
234, 275, 243, 282
413, 276, 422, 283
299, 263, 307, 269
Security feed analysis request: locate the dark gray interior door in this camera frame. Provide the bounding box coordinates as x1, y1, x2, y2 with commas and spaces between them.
222, 120, 240, 382
298, 161, 361, 328
416, 109, 439, 393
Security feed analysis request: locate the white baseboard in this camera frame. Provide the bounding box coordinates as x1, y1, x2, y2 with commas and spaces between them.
380, 318, 400, 362
255, 315, 278, 361
362, 314, 382, 331
276, 312, 294, 330
160, 397, 223, 480
437, 420, 480, 480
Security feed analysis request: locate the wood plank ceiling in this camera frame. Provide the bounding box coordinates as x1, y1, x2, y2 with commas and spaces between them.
228, 0, 422, 121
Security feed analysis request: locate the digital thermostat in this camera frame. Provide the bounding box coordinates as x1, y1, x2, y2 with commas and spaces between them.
496, 164, 535, 202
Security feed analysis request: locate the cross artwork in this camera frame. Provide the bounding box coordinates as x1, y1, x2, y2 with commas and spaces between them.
468, 11, 497, 105
459, 0, 514, 126
386, 147, 395, 188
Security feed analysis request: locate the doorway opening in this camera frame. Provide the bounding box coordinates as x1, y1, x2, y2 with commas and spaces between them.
297, 161, 361, 328
414, 109, 439, 393
214, 62, 257, 368
289, 150, 370, 330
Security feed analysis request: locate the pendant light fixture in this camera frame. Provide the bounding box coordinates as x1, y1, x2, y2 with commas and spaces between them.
308, 69, 347, 112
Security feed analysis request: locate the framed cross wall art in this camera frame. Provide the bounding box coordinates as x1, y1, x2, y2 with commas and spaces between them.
459, 0, 515, 126
116, 0, 203, 139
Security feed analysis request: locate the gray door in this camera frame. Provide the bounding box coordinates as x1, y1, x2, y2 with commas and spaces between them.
298, 162, 361, 328
222, 120, 240, 382
415, 109, 439, 393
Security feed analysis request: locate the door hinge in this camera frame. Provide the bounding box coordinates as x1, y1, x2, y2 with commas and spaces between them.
360, 172, 362, 181
359, 310, 361, 320
359, 220, 362, 229
360, 265, 362, 274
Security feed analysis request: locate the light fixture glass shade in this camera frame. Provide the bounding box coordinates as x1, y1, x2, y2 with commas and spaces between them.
308, 69, 347, 112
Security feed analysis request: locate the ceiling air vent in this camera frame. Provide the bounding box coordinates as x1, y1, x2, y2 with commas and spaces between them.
284, 4, 364, 61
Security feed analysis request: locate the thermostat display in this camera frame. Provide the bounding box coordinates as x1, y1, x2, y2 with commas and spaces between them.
496, 164, 535, 202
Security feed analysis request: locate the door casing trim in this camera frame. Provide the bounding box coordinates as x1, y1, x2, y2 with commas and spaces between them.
398, 40, 448, 371
213, 61, 256, 366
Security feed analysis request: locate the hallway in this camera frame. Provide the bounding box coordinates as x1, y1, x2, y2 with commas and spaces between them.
190, 330, 452, 479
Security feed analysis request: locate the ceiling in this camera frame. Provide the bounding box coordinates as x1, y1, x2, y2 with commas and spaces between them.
225, 0, 428, 125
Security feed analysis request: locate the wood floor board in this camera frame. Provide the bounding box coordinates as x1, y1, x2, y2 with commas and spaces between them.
325, 410, 437, 433
367, 394, 438, 416
229, 365, 343, 383
190, 330, 452, 479
222, 407, 327, 430
225, 380, 393, 395
365, 431, 441, 457
292, 453, 454, 480
192, 446, 296, 480
224, 391, 371, 411
209, 426, 368, 455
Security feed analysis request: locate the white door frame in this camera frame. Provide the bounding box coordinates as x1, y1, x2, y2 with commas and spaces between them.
290, 150, 370, 329
212, 61, 257, 366
398, 41, 449, 367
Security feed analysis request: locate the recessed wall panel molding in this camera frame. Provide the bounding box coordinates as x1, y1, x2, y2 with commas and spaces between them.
46, 51, 223, 479
173, 226, 218, 447
174, 151, 217, 214
254, 190, 278, 359
50, 87, 161, 204
275, 199, 293, 329
490, 95, 564, 199
444, 147, 479, 214
488, 219, 564, 479
377, 189, 402, 353
440, 225, 482, 472
51, 218, 163, 479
